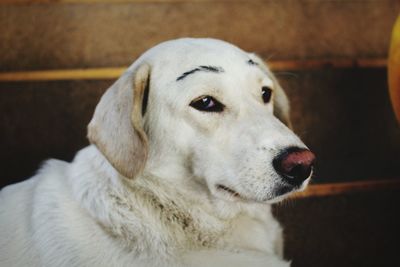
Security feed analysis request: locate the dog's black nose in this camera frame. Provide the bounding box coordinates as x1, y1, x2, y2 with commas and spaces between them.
273, 147, 315, 186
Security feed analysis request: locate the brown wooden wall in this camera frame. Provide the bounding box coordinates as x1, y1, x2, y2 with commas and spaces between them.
1, 0, 400, 188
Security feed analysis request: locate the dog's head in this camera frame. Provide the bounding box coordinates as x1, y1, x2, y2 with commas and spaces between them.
88, 38, 315, 203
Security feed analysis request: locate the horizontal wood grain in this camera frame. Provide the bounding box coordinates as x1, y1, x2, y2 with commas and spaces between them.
0, 67, 127, 81
270, 58, 387, 71
0, 1, 397, 71
0, 0, 396, 4
291, 179, 400, 199
0, 58, 387, 81
0, 0, 223, 4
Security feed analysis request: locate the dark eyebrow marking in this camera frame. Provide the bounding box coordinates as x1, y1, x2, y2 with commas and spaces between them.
247, 59, 259, 66
176, 65, 224, 81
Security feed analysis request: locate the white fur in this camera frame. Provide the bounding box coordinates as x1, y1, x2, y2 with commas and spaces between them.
0, 38, 310, 267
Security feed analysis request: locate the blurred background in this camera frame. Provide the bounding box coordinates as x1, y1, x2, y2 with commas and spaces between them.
1, 0, 399, 266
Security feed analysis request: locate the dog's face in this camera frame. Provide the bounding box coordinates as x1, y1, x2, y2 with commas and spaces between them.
88, 38, 315, 204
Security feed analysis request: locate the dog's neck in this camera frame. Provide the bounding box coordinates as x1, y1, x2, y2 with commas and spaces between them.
68, 146, 261, 257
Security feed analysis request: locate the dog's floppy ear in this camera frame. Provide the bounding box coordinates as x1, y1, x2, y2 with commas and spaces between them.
88, 64, 151, 179
248, 53, 292, 128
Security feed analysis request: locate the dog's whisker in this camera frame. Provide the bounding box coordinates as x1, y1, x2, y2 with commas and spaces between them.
273, 71, 299, 78
264, 53, 276, 62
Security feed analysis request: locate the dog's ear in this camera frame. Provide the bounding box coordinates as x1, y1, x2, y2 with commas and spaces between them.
87, 64, 151, 179
248, 53, 292, 128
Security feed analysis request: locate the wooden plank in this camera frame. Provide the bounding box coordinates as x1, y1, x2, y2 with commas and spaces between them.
0, 58, 387, 81
0, 0, 395, 4
277, 189, 400, 267
0, 0, 223, 4
270, 58, 387, 71
291, 179, 400, 199
0, 67, 127, 81
0, 1, 397, 71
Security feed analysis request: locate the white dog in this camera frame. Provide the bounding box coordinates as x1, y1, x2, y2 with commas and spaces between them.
0, 38, 315, 267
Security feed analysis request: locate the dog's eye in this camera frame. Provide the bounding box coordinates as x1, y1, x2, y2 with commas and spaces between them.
261, 86, 273, 103
190, 96, 224, 112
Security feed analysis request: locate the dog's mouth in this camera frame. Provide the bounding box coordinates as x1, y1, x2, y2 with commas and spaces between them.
215, 183, 295, 202
216, 184, 240, 198
215, 179, 309, 202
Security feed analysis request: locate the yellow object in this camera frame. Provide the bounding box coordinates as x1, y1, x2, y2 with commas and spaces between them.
389, 15, 400, 123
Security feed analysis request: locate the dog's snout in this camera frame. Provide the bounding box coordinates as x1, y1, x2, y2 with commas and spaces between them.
273, 147, 315, 186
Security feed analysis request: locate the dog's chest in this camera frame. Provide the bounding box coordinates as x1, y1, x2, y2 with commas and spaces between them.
224, 213, 280, 254
106, 188, 225, 254
152, 198, 226, 249
149, 201, 277, 254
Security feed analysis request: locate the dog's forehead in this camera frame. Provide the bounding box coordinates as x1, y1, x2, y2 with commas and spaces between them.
147, 38, 246, 59
139, 38, 273, 85
141, 38, 253, 73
